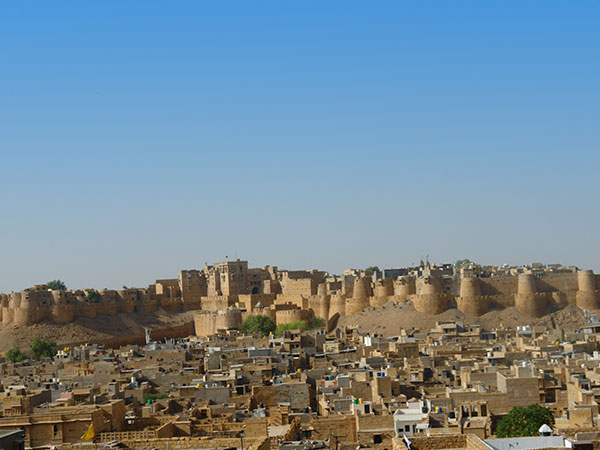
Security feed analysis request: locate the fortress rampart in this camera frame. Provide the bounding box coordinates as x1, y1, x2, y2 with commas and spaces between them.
371, 279, 393, 307
409, 275, 451, 315
1, 287, 165, 327
308, 295, 330, 320
194, 309, 243, 337
328, 293, 346, 319
2, 266, 598, 329
576, 270, 600, 310
275, 308, 311, 325
457, 277, 489, 317
513, 273, 549, 318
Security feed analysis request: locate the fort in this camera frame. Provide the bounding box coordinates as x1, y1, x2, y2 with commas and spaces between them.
0, 260, 598, 336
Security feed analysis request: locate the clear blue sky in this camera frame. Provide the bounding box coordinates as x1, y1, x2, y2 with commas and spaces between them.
1, 1, 599, 292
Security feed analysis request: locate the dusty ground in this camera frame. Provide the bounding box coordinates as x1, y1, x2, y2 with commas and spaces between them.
337, 302, 591, 335
0, 309, 196, 352
0, 303, 592, 352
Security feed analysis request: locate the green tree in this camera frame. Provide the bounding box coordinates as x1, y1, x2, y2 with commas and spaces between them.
30, 338, 58, 360
6, 347, 28, 363
455, 259, 474, 267
47, 279, 66, 291
309, 317, 326, 329
275, 317, 326, 336
365, 266, 380, 275
239, 315, 276, 336
275, 320, 309, 336
86, 290, 101, 302
496, 404, 555, 438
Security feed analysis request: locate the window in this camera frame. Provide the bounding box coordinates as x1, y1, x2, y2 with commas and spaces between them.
373, 435, 382, 444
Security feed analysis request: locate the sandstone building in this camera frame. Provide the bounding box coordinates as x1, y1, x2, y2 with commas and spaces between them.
0, 260, 597, 334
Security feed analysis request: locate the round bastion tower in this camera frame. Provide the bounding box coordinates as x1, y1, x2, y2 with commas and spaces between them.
456, 275, 490, 316
345, 277, 371, 316
328, 292, 346, 319
413, 275, 449, 315
9, 292, 24, 326
394, 276, 416, 302
317, 283, 331, 319
576, 270, 600, 310
216, 308, 242, 330
371, 278, 393, 307
308, 283, 330, 320
16, 290, 50, 325
194, 308, 242, 337
514, 273, 548, 318
0, 294, 7, 323
51, 290, 75, 324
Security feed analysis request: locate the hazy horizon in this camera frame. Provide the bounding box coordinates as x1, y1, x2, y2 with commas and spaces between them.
1, 1, 599, 293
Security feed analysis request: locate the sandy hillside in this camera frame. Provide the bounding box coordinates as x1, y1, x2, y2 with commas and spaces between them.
337, 302, 590, 335
0, 303, 592, 353
0, 309, 196, 352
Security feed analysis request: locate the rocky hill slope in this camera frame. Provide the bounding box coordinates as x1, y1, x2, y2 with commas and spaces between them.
0, 309, 195, 352
0, 302, 592, 353
337, 301, 590, 335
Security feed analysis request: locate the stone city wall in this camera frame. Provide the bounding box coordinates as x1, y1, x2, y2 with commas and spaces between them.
1, 270, 594, 329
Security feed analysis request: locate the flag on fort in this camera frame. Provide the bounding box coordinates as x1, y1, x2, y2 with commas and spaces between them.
81, 423, 95, 441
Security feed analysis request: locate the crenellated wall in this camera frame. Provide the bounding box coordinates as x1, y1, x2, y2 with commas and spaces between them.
275, 308, 311, 325
2, 269, 596, 328
193, 309, 243, 336
1, 286, 166, 326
